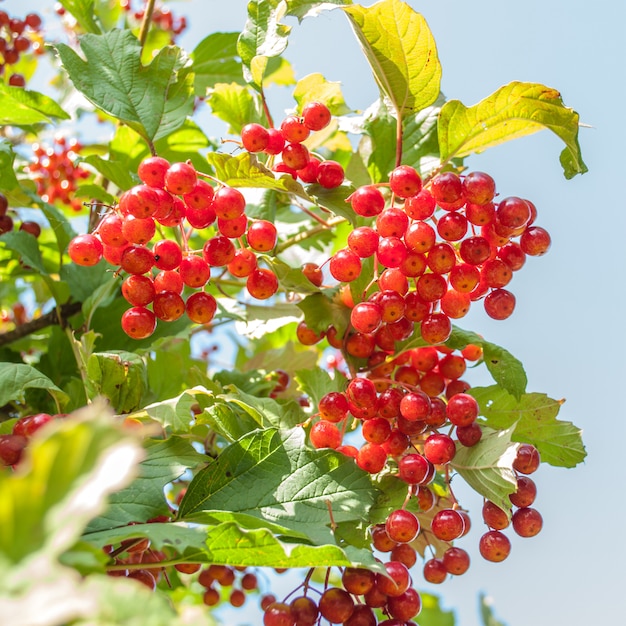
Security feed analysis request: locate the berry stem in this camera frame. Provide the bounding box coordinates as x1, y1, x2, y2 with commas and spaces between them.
395, 114, 403, 168
138, 0, 157, 49
274, 216, 345, 254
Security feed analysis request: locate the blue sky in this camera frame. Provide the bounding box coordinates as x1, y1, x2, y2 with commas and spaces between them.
6, 1, 625, 624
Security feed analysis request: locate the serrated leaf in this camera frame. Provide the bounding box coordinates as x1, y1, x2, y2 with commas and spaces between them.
293, 73, 351, 115
178, 428, 377, 541
0, 402, 143, 563
451, 425, 519, 513
438, 81, 587, 179
54, 30, 193, 144
268, 257, 322, 294
237, 0, 292, 89
0, 83, 70, 126
0, 362, 69, 408
192, 32, 245, 94
86, 437, 206, 532
0, 230, 47, 274
286, 0, 352, 21
57, 0, 101, 34
470, 385, 586, 468
446, 326, 527, 398
297, 291, 351, 336
295, 368, 347, 408
344, 0, 441, 119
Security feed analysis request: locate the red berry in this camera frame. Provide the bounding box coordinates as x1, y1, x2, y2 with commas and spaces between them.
121, 306, 157, 339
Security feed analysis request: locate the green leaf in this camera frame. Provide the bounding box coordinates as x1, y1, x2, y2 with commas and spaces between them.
206, 82, 263, 134
286, 0, 353, 21
438, 81, 587, 179
178, 428, 377, 541
295, 368, 347, 408
54, 30, 193, 144
0, 230, 47, 274
297, 291, 351, 336
0, 363, 69, 408
86, 350, 148, 413
344, 0, 441, 119
192, 32, 245, 94
237, 0, 292, 89
86, 436, 207, 532
128, 387, 214, 435
419, 592, 456, 626
83, 155, 137, 191
293, 73, 351, 115
0, 83, 70, 126
57, 0, 102, 34
0, 140, 21, 193
446, 326, 527, 399
0, 402, 143, 563
451, 425, 519, 513
305, 183, 357, 225
470, 385, 586, 468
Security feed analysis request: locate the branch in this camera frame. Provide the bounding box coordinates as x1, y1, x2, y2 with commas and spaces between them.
0, 301, 83, 348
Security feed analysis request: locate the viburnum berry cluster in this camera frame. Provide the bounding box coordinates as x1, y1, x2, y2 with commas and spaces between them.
307, 340, 544, 597
67, 156, 284, 339
0, 8, 43, 87
241, 100, 345, 188
300, 165, 551, 355
28, 137, 90, 211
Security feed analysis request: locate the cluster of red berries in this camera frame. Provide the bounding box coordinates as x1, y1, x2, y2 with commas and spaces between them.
120, 0, 187, 43
0, 191, 42, 237
262, 565, 422, 626
0, 412, 66, 467
27, 137, 90, 211
0, 9, 43, 86
304, 341, 543, 586
302, 166, 551, 350
67, 157, 282, 339
241, 101, 345, 189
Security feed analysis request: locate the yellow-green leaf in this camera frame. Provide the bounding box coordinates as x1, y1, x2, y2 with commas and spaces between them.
438, 81, 587, 178
293, 73, 351, 115
343, 0, 441, 118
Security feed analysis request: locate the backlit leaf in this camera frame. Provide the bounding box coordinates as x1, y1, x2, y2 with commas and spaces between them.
470, 385, 586, 468
438, 81, 587, 179
451, 425, 519, 513
344, 0, 441, 119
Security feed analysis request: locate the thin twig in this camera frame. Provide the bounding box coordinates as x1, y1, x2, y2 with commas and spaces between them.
0, 301, 82, 348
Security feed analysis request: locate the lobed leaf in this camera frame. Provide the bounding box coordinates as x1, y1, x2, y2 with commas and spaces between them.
438, 81, 587, 179
470, 385, 586, 468
295, 368, 348, 409
293, 73, 352, 115
344, 0, 441, 119
451, 425, 519, 513
297, 291, 352, 337
54, 30, 193, 144
57, 0, 101, 34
